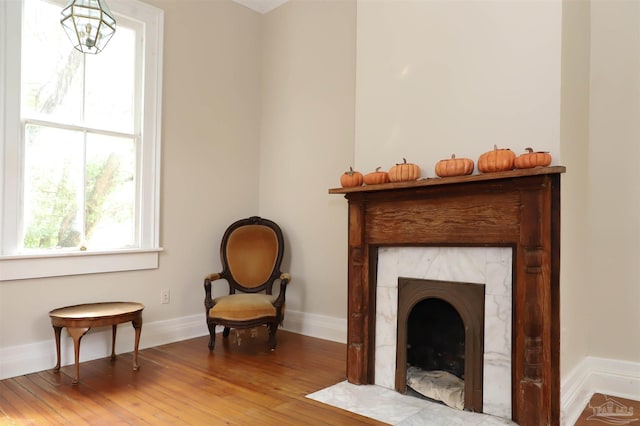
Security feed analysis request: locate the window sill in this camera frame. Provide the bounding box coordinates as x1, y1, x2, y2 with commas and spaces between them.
0, 248, 163, 281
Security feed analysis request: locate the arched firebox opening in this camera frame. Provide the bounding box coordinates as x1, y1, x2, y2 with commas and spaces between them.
396, 278, 485, 412
408, 298, 465, 378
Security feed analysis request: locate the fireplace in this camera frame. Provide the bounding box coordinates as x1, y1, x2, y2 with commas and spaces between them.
375, 246, 512, 418
329, 166, 565, 426
397, 278, 485, 412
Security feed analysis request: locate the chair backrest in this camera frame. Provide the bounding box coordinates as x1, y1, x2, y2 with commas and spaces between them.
220, 216, 284, 293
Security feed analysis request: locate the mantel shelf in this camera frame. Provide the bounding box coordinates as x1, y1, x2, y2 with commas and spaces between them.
329, 165, 566, 194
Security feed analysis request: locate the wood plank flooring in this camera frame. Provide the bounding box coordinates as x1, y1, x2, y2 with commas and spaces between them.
574, 393, 640, 426
0, 329, 386, 425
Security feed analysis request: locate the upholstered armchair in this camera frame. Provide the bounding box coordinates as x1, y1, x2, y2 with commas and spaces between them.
204, 216, 291, 351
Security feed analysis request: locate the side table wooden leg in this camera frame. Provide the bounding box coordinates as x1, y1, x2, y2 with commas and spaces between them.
111, 324, 117, 360
132, 316, 142, 371
67, 327, 90, 385
52, 326, 62, 372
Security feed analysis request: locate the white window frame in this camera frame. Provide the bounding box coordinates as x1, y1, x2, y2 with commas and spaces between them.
0, 0, 164, 281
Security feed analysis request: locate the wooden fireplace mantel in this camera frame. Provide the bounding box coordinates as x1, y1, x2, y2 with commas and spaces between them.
329, 166, 565, 426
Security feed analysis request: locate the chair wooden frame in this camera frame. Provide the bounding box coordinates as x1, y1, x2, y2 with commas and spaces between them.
204, 216, 291, 351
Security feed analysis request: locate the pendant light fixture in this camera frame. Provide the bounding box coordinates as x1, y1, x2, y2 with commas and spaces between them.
60, 0, 116, 54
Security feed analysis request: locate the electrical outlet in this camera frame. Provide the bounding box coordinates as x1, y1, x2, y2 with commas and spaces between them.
160, 289, 170, 304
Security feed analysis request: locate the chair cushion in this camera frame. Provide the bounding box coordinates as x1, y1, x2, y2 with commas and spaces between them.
209, 293, 277, 321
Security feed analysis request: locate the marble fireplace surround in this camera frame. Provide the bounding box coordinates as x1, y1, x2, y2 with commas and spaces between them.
329, 166, 564, 426
375, 246, 512, 419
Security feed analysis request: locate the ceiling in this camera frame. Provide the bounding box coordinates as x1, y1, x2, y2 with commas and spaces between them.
231, 0, 289, 14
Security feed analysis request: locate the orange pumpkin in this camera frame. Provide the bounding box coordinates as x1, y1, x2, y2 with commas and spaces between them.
514, 147, 552, 169
435, 154, 474, 177
363, 167, 390, 185
340, 166, 363, 187
477, 145, 515, 173
389, 158, 421, 182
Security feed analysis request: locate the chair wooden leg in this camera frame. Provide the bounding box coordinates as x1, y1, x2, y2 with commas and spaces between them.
268, 323, 277, 351
223, 327, 230, 338
207, 320, 216, 351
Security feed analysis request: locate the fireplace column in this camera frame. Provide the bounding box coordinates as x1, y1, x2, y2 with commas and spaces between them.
346, 195, 371, 384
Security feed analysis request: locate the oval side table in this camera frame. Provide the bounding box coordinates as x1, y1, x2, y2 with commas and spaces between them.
49, 301, 144, 384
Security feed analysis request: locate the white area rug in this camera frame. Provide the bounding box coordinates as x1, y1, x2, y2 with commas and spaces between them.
306, 381, 516, 426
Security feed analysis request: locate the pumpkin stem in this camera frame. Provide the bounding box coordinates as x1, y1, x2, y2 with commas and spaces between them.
346, 166, 355, 175
525, 147, 534, 153
451, 154, 456, 159
375, 166, 382, 172
493, 144, 498, 150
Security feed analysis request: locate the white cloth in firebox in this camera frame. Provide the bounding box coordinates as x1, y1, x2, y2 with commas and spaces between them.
406, 366, 465, 410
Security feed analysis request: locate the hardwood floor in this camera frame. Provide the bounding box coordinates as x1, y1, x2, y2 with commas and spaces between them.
574, 393, 640, 426
0, 329, 386, 425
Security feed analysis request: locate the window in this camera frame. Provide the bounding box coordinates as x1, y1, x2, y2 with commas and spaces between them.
0, 0, 164, 281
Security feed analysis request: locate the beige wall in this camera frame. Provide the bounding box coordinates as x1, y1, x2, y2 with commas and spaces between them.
0, 0, 357, 378
258, 0, 356, 319
153, 0, 262, 301
587, 0, 640, 362
355, 0, 562, 174
559, 0, 591, 377
0, 0, 261, 363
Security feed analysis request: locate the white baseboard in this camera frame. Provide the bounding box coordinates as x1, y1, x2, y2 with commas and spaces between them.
281, 309, 347, 344
562, 357, 594, 426
561, 356, 640, 425
0, 309, 346, 381
0, 313, 209, 381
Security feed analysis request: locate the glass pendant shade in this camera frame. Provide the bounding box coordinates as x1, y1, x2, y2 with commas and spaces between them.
60, 0, 116, 54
